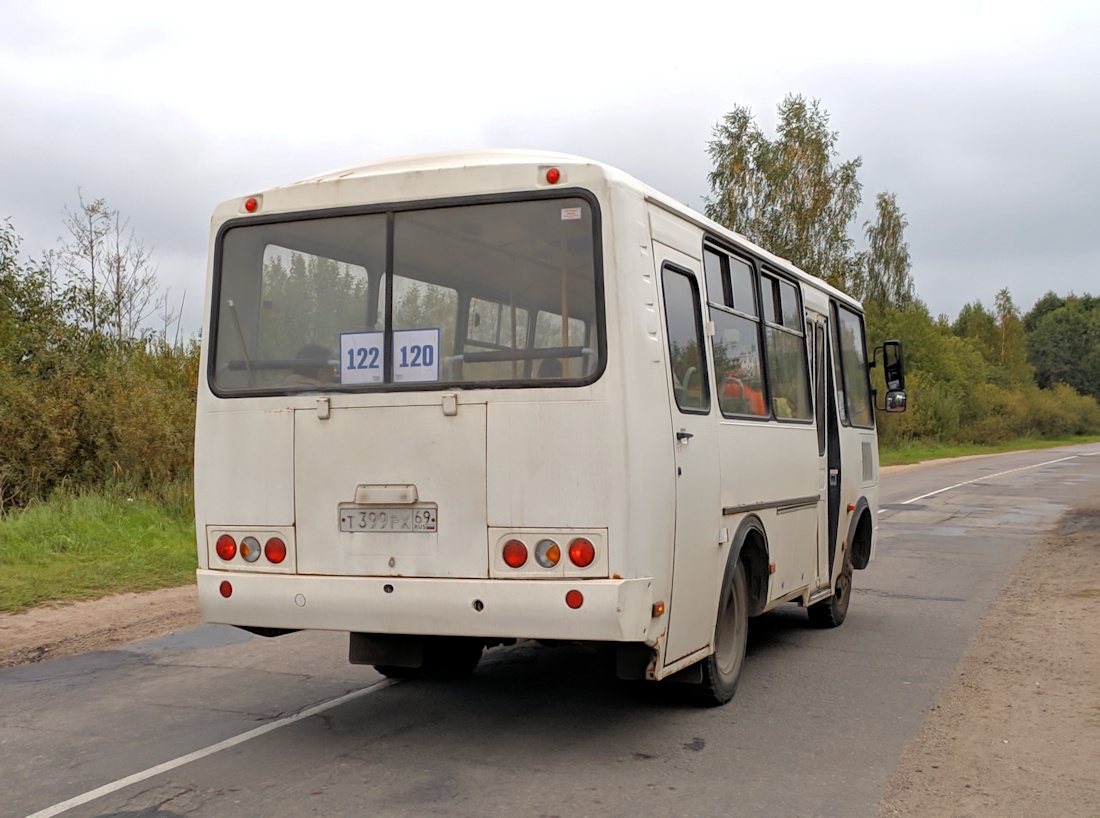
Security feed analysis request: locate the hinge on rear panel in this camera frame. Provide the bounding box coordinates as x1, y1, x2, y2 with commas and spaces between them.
316, 397, 330, 420
442, 393, 458, 416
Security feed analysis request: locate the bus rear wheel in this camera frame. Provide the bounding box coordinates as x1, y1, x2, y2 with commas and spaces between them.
692, 558, 749, 707
808, 553, 853, 628
375, 637, 483, 681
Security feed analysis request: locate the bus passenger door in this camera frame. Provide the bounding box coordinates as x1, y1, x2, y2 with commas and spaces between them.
655, 248, 724, 667
812, 315, 841, 588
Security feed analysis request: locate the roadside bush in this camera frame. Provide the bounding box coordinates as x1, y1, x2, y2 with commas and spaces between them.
1026, 383, 1100, 437
877, 369, 959, 446
0, 336, 198, 512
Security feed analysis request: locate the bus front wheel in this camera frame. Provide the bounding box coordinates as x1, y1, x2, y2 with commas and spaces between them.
808, 552, 853, 628
693, 558, 749, 706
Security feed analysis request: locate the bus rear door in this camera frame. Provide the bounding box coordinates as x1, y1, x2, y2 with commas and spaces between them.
655, 245, 724, 670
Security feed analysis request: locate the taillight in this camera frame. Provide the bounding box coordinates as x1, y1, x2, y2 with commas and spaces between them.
215, 534, 237, 561
240, 536, 261, 563
565, 590, 584, 609
534, 539, 561, 568
264, 537, 287, 564
502, 539, 528, 568
568, 537, 595, 568
219, 581, 233, 598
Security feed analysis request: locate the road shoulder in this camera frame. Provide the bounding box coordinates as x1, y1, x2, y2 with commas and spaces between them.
877, 499, 1100, 816
0, 585, 200, 667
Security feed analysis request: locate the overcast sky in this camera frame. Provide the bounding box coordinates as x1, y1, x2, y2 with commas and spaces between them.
2, 0, 1098, 334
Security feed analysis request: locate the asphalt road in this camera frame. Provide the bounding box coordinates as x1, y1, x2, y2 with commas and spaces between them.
4, 444, 1099, 818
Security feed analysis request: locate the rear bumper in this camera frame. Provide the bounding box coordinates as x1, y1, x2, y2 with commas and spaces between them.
196, 570, 657, 644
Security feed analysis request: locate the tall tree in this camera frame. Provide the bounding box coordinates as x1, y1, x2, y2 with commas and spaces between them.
103, 211, 158, 340
705, 94, 863, 290
1025, 294, 1100, 399
993, 288, 1031, 384
860, 192, 914, 308
58, 193, 163, 342
59, 193, 111, 333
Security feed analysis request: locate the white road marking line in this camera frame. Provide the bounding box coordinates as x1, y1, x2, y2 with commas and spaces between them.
876, 456, 1080, 514
25, 679, 397, 818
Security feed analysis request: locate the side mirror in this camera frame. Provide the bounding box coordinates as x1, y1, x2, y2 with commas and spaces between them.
884, 390, 907, 413
873, 340, 907, 413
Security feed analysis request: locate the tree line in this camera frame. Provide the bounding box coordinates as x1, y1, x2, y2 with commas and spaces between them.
705, 94, 1100, 449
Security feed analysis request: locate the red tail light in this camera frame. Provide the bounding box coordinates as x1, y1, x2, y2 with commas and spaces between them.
503, 539, 528, 568
215, 535, 237, 561
264, 537, 287, 564
565, 590, 584, 609
219, 581, 233, 598
568, 538, 595, 568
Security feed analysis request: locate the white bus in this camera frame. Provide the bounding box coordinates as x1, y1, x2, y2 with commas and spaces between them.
195, 150, 906, 705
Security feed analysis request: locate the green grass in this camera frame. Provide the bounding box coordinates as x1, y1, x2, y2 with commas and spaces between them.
0, 492, 196, 613
879, 435, 1100, 467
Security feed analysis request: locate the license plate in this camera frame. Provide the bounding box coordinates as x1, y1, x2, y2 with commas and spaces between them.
338, 505, 437, 533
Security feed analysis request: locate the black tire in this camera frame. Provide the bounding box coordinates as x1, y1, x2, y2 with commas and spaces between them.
692, 558, 749, 707
376, 636, 483, 681
808, 552, 853, 628
374, 664, 418, 680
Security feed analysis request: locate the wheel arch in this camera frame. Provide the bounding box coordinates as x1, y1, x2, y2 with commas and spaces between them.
730, 514, 769, 617
847, 498, 874, 570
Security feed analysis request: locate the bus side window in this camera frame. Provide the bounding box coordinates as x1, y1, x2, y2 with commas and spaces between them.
761, 275, 812, 421
704, 248, 766, 419
833, 303, 874, 428
661, 266, 711, 414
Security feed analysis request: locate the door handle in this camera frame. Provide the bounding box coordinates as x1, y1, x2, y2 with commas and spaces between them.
676, 430, 694, 442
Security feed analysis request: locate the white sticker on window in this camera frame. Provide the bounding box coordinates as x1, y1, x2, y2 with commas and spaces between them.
561, 207, 582, 221
393, 328, 440, 383
340, 331, 384, 384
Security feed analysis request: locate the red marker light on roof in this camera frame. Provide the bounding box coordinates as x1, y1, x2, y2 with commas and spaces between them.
244, 197, 259, 213
546, 167, 561, 185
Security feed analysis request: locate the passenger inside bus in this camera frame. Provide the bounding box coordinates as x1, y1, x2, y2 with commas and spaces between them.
720, 372, 766, 415
284, 344, 335, 388
537, 358, 563, 378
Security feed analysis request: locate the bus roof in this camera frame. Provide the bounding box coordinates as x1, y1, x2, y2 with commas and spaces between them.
271, 149, 863, 312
